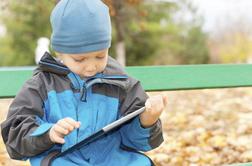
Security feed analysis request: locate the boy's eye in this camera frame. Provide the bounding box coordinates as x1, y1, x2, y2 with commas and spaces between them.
74, 58, 85, 62
96, 56, 105, 59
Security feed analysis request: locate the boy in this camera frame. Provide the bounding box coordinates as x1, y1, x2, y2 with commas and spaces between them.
1, 0, 167, 165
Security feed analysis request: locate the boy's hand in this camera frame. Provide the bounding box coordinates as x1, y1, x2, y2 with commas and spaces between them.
140, 94, 168, 128
49, 117, 81, 144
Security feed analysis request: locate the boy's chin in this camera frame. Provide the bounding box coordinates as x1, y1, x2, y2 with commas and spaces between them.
80, 73, 97, 78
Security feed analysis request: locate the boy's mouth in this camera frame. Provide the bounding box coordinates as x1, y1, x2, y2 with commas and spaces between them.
82, 72, 96, 77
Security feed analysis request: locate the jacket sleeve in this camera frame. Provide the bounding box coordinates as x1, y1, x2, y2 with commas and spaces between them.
119, 77, 164, 152
1, 75, 54, 160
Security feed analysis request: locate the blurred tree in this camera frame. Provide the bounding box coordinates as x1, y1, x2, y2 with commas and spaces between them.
104, 0, 209, 66
209, 18, 252, 63
219, 32, 252, 63
103, 0, 178, 66
175, 25, 209, 64
0, 0, 209, 66
146, 0, 209, 65
0, 0, 55, 66
103, 0, 145, 66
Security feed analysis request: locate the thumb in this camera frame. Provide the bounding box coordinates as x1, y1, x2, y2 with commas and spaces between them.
162, 93, 168, 107
145, 99, 152, 109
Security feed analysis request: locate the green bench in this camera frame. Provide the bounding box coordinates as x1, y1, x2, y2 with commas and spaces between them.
1, 64, 252, 166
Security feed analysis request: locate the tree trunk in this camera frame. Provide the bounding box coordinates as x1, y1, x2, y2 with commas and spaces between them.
113, 0, 126, 66
116, 41, 126, 66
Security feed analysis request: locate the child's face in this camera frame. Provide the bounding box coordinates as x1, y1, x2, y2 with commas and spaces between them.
57, 49, 108, 78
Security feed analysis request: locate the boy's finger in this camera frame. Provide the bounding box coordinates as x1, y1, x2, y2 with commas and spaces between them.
65, 117, 81, 128
154, 95, 164, 108
53, 134, 65, 144
58, 119, 75, 131
145, 99, 152, 110
54, 124, 69, 135
162, 94, 168, 107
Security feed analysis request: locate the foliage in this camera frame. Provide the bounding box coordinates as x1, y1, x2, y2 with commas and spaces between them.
0, 0, 54, 66
0, 0, 209, 66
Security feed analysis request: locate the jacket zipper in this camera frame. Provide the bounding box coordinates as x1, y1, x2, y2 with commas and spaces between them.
72, 73, 82, 142
80, 82, 87, 102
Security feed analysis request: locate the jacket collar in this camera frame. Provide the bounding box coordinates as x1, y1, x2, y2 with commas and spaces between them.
35, 52, 128, 77
34, 52, 129, 92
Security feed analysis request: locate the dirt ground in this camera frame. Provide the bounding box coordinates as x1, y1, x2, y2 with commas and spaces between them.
1, 88, 252, 166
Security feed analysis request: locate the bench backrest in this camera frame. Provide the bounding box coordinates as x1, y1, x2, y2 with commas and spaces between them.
1, 64, 252, 98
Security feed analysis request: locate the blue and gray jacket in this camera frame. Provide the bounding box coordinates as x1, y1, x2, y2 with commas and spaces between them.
1, 52, 163, 166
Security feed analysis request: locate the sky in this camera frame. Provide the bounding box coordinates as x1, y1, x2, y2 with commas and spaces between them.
190, 0, 252, 32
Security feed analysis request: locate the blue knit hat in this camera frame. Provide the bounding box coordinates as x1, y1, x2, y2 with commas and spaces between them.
50, 0, 111, 54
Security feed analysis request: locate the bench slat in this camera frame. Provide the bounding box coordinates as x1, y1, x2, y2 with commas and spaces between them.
1, 64, 252, 98
128, 64, 252, 91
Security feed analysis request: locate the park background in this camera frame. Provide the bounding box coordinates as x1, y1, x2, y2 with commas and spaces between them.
1, 0, 252, 165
